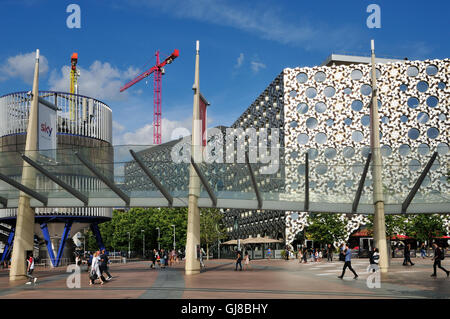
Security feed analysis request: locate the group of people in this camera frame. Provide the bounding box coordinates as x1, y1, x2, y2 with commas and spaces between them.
235, 250, 251, 271
297, 244, 335, 263
86, 249, 113, 285
149, 248, 180, 269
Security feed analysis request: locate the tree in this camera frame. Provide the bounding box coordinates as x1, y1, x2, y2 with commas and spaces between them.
305, 213, 346, 247
366, 215, 408, 238
200, 208, 226, 260
405, 214, 445, 247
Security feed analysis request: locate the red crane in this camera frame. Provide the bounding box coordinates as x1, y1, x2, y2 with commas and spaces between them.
120, 49, 179, 144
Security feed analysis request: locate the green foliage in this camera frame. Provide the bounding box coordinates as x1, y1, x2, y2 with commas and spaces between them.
366, 215, 408, 237
200, 208, 226, 248
404, 214, 445, 244
84, 208, 188, 254
305, 213, 346, 244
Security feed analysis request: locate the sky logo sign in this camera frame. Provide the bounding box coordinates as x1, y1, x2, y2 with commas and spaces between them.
40, 123, 53, 137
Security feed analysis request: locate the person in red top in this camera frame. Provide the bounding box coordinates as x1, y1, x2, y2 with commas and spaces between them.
26, 253, 37, 284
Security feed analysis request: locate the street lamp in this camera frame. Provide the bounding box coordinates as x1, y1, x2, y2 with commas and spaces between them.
156, 227, 160, 250
127, 232, 130, 259
141, 230, 145, 259
171, 225, 176, 250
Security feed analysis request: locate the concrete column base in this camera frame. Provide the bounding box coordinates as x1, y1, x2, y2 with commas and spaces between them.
185, 269, 200, 276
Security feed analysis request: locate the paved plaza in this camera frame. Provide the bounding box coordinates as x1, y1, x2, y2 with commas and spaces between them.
0, 257, 448, 299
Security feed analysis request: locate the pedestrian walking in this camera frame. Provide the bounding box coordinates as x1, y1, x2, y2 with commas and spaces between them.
327, 244, 333, 262
430, 243, 449, 277
25, 252, 37, 284
200, 247, 205, 269
403, 243, 415, 266
160, 248, 167, 269
368, 247, 379, 272
235, 250, 243, 271
267, 247, 272, 260
100, 249, 112, 280
243, 251, 251, 270
339, 244, 345, 262
302, 248, 308, 263
89, 251, 105, 285
149, 249, 156, 269
420, 243, 428, 259
338, 245, 358, 279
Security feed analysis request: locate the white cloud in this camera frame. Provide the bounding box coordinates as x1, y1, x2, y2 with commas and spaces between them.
129, 0, 359, 49
250, 61, 266, 73
48, 61, 139, 101
114, 117, 193, 145
113, 120, 126, 132
0, 52, 49, 84
235, 53, 244, 68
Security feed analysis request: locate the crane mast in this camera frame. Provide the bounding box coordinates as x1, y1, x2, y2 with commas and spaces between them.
69, 52, 80, 121
120, 49, 179, 144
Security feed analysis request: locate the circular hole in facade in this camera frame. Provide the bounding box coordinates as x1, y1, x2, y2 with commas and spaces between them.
399, 144, 411, 156
427, 127, 439, 139
438, 113, 446, 122
409, 159, 421, 172
315, 133, 327, 144
324, 148, 337, 159
306, 117, 318, 129
417, 143, 430, 156
437, 143, 449, 155
400, 115, 408, 123
307, 148, 319, 160
345, 180, 354, 188
343, 146, 355, 158
306, 87, 317, 99
400, 84, 408, 92
344, 118, 352, 126
327, 181, 335, 189
361, 115, 370, 127
352, 130, 364, 143
407, 97, 419, 109
426, 65, 438, 76
290, 183, 299, 190
315, 164, 327, 175
422, 176, 431, 187
297, 102, 308, 114
324, 86, 335, 97
290, 121, 298, 128
344, 87, 352, 95
298, 164, 306, 176
426, 96, 438, 108
291, 212, 299, 220
407, 66, 419, 77
351, 69, 363, 80
376, 68, 381, 79
291, 151, 298, 159
381, 116, 389, 124
401, 178, 409, 186
296, 73, 308, 84
352, 162, 364, 174
361, 84, 372, 96
417, 81, 429, 92
297, 133, 309, 145
408, 128, 420, 140
289, 90, 297, 97
361, 146, 371, 158
309, 181, 317, 189
431, 159, 440, 171
438, 82, 446, 90
381, 145, 392, 157
417, 112, 429, 124
351, 100, 363, 112
326, 119, 334, 127
315, 102, 327, 113
377, 100, 382, 109
314, 71, 326, 82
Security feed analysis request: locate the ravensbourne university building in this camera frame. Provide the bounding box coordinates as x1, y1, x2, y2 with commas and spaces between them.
124, 53, 450, 257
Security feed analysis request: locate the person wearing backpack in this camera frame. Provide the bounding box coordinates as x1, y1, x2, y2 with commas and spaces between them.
368, 247, 379, 272
431, 243, 449, 277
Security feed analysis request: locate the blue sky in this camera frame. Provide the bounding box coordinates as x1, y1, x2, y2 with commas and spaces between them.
0, 0, 449, 145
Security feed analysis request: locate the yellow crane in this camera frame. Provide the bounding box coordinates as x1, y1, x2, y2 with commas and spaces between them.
69, 52, 79, 121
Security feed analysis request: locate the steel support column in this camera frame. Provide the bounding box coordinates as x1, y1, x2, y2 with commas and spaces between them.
90, 223, 105, 252
305, 152, 309, 212
40, 223, 57, 267
352, 153, 372, 213
55, 220, 73, 267
1, 227, 15, 263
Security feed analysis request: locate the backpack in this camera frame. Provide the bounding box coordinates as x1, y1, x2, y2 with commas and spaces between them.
440, 248, 445, 260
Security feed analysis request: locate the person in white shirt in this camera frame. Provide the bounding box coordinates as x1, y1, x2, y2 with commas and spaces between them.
89, 251, 105, 285
26, 253, 37, 284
